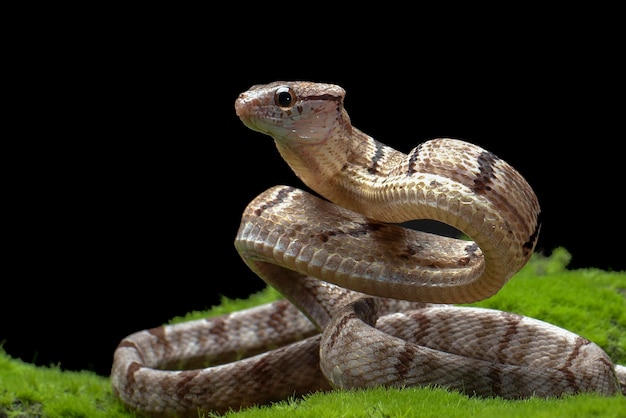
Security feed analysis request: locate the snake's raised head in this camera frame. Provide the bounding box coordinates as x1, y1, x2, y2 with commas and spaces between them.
236, 81, 354, 196
235, 81, 348, 146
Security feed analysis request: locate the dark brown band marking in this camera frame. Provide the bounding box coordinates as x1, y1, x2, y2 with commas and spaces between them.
253, 186, 296, 217
472, 151, 498, 194
471, 152, 541, 256
268, 300, 290, 331
398, 244, 420, 260
394, 342, 418, 380
485, 312, 522, 395
325, 312, 354, 351
117, 339, 139, 350
523, 213, 541, 254
176, 369, 201, 399
368, 141, 386, 175
301, 94, 343, 103
326, 299, 378, 352
316, 223, 383, 243
558, 336, 588, 391
147, 326, 170, 351
406, 143, 424, 176
207, 316, 229, 345
124, 361, 142, 396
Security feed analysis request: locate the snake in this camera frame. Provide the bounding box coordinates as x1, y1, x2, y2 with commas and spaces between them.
111, 81, 626, 417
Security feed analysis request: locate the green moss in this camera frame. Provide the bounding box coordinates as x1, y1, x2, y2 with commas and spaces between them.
1, 248, 625, 417
223, 388, 626, 418
0, 350, 129, 417
168, 286, 283, 324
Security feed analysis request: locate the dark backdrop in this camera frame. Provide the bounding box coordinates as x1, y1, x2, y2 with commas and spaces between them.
3, 20, 622, 378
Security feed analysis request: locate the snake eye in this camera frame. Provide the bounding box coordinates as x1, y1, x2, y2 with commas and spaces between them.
274, 86, 295, 108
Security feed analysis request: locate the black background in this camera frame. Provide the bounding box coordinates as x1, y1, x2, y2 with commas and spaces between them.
3, 14, 623, 378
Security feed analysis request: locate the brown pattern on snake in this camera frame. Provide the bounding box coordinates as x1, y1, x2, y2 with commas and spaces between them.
111, 81, 625, 417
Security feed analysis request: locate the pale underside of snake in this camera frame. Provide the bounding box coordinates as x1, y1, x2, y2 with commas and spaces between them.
111, 81, 625, 417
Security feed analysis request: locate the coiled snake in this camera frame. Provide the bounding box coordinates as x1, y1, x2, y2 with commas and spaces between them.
111, 81, 625, 417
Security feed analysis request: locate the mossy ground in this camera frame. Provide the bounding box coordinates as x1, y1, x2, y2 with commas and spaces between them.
1, 248, 625, 418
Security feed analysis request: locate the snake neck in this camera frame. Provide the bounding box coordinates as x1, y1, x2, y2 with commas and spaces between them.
275, 125, 407, 220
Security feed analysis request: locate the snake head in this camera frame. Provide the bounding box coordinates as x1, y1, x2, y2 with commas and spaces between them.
235, 81, 347, 145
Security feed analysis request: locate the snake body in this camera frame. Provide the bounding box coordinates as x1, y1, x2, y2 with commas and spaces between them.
111, 81, 625, 417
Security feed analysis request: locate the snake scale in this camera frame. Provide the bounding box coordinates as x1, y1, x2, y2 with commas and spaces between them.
111, 81, 626, 417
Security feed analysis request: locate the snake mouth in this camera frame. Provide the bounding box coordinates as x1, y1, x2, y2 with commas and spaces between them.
236, 109, 332, 145
235, 93, 251, 117
236, 114, 261, 133
235, 93, 281, 137
236, 113, 280, 139
235, 97, 268, 135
